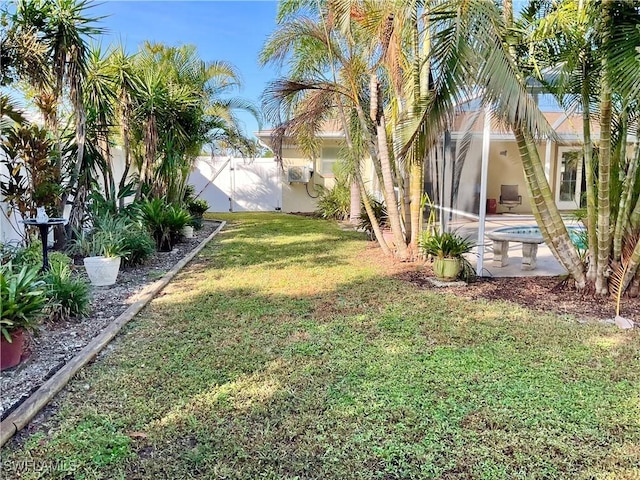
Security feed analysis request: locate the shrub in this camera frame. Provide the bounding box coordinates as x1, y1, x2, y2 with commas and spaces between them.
0, 263, 47, 342
140, 199, 191, 251
187, 199, 209, 230
43, 262, 90, 321
315, 182, 350, 220
9, 241, 72, 269
121, 226, 156, 267
358, 198, 387, 239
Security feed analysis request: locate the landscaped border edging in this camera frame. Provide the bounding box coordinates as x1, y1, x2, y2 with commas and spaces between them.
0, 220, 227, 448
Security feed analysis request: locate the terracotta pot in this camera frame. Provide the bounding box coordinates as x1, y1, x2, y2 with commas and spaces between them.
1, 329, 25, 371
433, 257, 461, 282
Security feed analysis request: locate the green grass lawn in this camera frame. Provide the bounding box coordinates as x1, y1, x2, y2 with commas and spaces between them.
3, 213, 639, 479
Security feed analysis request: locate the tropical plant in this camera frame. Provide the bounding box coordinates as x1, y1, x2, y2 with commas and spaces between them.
419, 230, 474, 260
42, 261, 90, 321
165, 204, 192, 244
186, 198, 209, 230
419, 229, 475, 282
66, 214, 130, 259
139, 198, 190, 251
0, 123, 61, 224
315, 180, 350, 220
5, 0, 106, 235
11, 240, 72, 269
358, 198, 387, 240
120, 226, 155, 267
0, 263, 47, 342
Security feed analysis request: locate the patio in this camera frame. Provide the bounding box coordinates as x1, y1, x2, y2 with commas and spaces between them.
449, 214, 581, 278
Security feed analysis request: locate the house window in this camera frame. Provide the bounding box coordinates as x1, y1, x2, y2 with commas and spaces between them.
320, 146, 340, 176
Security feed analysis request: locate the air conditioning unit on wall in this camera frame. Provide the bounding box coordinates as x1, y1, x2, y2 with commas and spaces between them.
287, 166, 312, 183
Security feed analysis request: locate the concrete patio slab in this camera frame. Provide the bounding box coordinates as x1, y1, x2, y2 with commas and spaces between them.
450, 214, 577, 278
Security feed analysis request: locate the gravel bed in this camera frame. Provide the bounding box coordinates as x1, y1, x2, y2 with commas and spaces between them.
0, 221, 221, 419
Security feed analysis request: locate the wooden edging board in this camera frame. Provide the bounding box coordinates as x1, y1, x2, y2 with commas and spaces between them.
0, 220, 227, 448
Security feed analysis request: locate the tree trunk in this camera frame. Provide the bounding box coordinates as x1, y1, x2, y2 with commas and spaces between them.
613, 137, 640, 260
136, 113, 158, 201
370, 73, 409, 260
515, 127, 587, 287
118, 98, 133, 209
335, 93, 391, 255
581, 65, 598, 282
66, 81, 87, 233
595, 0, 613, 295
409, 161, 423, 252
349, 180, 361, 224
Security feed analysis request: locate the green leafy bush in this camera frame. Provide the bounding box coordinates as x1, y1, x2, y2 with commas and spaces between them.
165, 204, 192, 243
0, 263, 47, 342
121, 226, 156, 267
358, 198, 388, 239
418, 230, 474, 259
67, 215, 130, 259
6, 240, 72, 269
315, 181, 350, 220
140, 199, 191, 251
187, 199, 209, 230
43, 262, 90, 321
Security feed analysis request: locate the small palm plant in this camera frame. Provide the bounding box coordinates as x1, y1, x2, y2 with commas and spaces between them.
419, 229, 475, 281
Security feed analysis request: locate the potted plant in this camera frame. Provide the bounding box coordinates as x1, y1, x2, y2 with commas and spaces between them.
419, 229, 475, 281
1, 263, 47, 370
68, 226, 128, 287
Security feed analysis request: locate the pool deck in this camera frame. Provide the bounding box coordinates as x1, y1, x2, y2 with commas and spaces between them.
450, 214, 580, 278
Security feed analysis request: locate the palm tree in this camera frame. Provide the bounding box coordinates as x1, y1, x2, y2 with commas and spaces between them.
531, 0, 640, 294
130, 42, 258, 203
6, 0, 104, 235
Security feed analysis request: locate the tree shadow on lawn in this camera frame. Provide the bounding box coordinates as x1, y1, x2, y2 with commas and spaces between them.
7, 272, 639, 480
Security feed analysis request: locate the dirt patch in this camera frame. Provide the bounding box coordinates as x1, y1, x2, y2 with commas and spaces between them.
397, 265, 640, 324
0, 221, 221, 419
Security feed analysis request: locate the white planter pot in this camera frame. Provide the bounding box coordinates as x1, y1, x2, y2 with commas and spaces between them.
84, 256, 121, 286
182, 225, 194, 238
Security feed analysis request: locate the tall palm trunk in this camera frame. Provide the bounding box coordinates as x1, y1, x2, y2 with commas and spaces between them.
335, 93, 391, 255
613, 117, 638, 260
370, 73, 409, 259
118, 95, 133, 209
515, 126, 586, 287
409, 161, 423, 250
349, 180, 361, 223
136, 113, 158, 200
595, 0, 614, 294
630, 195, 640, 230
67, 78, 88, 232
581, 62, 598, 282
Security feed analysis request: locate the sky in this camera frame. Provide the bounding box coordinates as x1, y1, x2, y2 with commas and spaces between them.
90, 1, 282, 138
